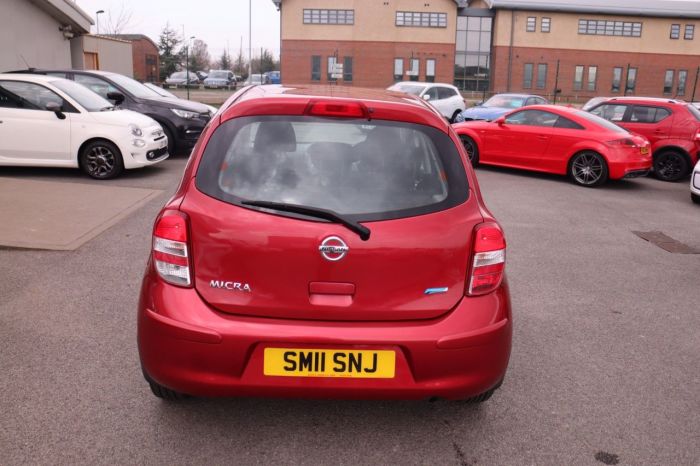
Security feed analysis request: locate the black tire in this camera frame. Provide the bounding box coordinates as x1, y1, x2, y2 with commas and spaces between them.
459, 135, 480, 167
692, 192, 700, 204
161, 124, 176, 156
148, 380, 187, 401
79, 140, 124, 180
569, 151, 608, 187
450, 110, 462, 123
654, 150, 689, 182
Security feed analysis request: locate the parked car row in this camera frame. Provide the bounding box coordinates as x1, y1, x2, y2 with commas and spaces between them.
163, 70, 281, 89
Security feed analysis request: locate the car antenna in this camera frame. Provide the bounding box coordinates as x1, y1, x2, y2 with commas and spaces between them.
19, 54, 31, 70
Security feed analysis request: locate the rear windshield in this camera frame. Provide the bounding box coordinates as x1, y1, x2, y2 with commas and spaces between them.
575, 110, 628, 133
196, 116, 468, 222
688, 104, 700, 122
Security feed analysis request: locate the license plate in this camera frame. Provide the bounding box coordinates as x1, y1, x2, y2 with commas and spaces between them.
263, 348, 395, 378
640, 146, 649, 154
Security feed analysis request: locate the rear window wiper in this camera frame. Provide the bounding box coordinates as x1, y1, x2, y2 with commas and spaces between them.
242, 200, 371, 241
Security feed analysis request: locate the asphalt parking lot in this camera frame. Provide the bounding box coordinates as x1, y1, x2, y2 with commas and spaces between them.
1, 158, 698, 465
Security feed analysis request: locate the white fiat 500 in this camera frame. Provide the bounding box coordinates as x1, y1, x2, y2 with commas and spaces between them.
691, 160, 700, 204
0, 74, 168, 179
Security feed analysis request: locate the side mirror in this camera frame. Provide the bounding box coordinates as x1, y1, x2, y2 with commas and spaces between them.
45, 102, 66, 120
422, 94, 431, 101
107, 92, 125, 106
495, 116, 506, 126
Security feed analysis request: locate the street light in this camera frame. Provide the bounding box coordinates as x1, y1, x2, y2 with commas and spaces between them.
186, 35, 195, 100
95, 10, 104, 35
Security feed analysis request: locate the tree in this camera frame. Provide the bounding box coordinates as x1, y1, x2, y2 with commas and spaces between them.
101, 2, 134, 35
157, 23, 182, 81
251, 48, 277, 74
218, 49, 232, 71
187, 39, 211, 73
233, 49, 248, 79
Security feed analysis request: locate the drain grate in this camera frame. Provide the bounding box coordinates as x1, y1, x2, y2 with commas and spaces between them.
632, 231, 699, 254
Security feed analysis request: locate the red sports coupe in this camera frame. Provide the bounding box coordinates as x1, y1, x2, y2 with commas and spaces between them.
453, 104, 652, 187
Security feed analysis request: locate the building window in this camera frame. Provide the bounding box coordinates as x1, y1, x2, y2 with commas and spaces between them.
677, 70, 688, 95
426, 59, 436, 83
408, 58, 419, 81
526, 17, 536, 32
311, 55, 321, 81
663, 70, 674, 94
394, 58, 404, 81
685, 24, 695, 40
626, 67, 637, 93
541, 17, 551, 33
536, 63, 547, 89
343, 57, 353, 82
670, 24, 680, 39
587, 66, 597, 91
454, 16, 492, 91
578, 19, 642, 37
303, 9, 354, 25
327, 56, 337, 81
523, 63, 534, 88
573, 65, 584, 91
396, 12, 447, 28
611, 67, 623, 92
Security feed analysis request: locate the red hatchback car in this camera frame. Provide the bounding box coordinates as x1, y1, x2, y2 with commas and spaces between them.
588, 97, 700, 181
454, 104, 652, 187
138, 85, 512, 402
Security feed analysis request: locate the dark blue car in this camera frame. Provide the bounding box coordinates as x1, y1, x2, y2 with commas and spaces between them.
264, 71, 281, 84
454, 93, 548, 122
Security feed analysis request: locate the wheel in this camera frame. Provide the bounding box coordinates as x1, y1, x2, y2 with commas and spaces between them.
148, 380, 187, 401
161, 124, 176, 156
654, 150, 689, 182
569, 151, 608, 187
450, 110, 462, 123
79, 140, 124, 180
692, 192, 700, 204
459, 135, 479, 167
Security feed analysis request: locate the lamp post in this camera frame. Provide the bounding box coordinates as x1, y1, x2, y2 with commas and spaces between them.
186, 35, 195, 100
95, 10, 104, 35
248, 0, 252, 83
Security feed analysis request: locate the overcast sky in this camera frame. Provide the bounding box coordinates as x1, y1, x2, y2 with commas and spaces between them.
74, 0, 281, 61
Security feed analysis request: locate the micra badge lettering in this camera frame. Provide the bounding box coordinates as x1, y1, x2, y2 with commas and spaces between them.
209, 280, 252, 292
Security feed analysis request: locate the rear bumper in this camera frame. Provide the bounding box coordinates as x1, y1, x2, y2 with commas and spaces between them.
608, 155, 652, 180
137, 269, 512, 400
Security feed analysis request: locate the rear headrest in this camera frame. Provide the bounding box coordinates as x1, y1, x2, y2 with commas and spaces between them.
254, 121, 296, 152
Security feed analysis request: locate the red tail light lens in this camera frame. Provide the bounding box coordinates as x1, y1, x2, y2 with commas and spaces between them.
606, 138, 638, 148
467, 222, 506, 296
152, 210, 192, 287
306, 100, 367, 118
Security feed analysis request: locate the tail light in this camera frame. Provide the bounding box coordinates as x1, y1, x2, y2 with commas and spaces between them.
152, 210, 192, 287
467, 222, 506, 296
606, 138, 638, 148
306, 100, 368, 118
695, 129, 700, 141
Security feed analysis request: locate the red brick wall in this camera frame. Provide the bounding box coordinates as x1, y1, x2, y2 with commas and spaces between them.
281, 40, 455, 88
492, 45, 699, 100
131, 39, 159, 82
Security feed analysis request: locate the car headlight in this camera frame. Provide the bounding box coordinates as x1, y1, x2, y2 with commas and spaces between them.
171, 108, 199, 119
128, 124, 143, 136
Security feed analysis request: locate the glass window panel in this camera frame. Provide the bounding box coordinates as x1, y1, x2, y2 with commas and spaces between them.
457, 16, 468, 30
523, 63, 533, 88
663, 70, 674, 94
456, 30, 467, 49
467, 17, 480, 30
394, 58, 404, 79
611, 67, 622, 92
573, 65, 584, 91
426, 59, 436, 77
537, 64, 547, 89
626, 68, 637, 92
678, 70, 688, 95
481, 18, 492, 32
671, 24, 680, 39
587, 66, 597, 91
479, 32, 491, 52
684, 24, 694, 40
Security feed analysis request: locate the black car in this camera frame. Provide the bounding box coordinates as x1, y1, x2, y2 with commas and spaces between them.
10, 69, 212, 155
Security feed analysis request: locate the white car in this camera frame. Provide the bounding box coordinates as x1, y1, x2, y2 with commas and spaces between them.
691, 160, 700, 204
387, 82, 465, 122
0, 74, 168, 179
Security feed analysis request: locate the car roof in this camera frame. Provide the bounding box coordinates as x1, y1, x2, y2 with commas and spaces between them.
512, 104, 581, 115
0, 73, 59, 84
221, 84, 449, 131
491, 93, 545, 98
392, 81, 457, 89
601, 96, 686, 105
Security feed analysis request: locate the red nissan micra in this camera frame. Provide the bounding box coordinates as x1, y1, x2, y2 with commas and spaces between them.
138, 85, 512, 402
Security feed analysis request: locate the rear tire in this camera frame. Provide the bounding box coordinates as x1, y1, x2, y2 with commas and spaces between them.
161, 125, 176, 157
692, 192, 700, 204
569, 151, 608, 187
450, 110, 462, 123
459, 135, 480, 167
654, 150, 689, 182
79, 140, 124, 180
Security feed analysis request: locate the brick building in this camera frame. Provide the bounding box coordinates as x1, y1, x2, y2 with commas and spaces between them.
109, 34, 160, 82
271, 0, 700, 99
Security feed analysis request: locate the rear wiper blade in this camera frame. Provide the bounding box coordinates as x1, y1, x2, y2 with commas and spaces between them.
242, 200, 371, 241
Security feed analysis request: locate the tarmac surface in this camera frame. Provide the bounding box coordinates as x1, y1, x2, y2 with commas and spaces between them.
1, 158, 698, 465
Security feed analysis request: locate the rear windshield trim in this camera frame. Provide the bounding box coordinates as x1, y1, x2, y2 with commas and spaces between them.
195, 116, 469, 223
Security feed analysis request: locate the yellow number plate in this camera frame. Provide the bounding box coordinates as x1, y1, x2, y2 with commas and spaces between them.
263, 348, 396, 379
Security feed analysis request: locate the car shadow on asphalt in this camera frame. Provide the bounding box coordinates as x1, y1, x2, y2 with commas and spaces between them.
0, 162, 176, 184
